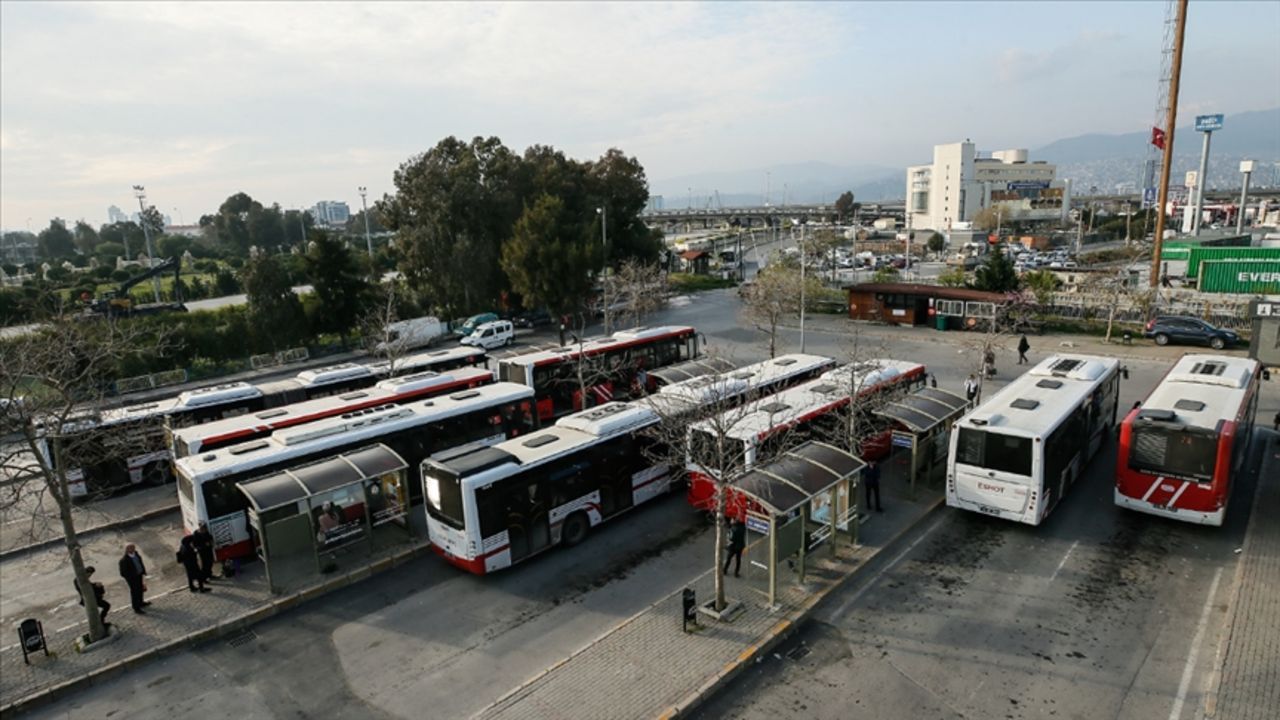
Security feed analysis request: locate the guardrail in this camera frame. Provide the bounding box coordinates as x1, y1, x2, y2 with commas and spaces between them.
249, 346, 310, 370
113, 368, 189, 395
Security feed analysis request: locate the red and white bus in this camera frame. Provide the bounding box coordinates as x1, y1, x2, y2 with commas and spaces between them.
39, 346, 488, 498
174, 383, 536, 559
496, 326, 699, 421
947, 355, 1120, 525
1115, 354, 1261, 526
424, 402, 670, 574
686, 359, 927, 515
642, 353, 837, 427
169, 366, 494, 458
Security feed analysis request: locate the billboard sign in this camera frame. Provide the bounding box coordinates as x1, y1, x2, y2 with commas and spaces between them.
1195, 114, 1224, 132
1143, 187, 1157, 207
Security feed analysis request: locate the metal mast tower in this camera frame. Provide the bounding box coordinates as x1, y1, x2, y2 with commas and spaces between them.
1149, 0, 1189, 289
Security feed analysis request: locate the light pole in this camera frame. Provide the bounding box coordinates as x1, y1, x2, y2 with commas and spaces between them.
1237, 160, 1254, 234
358, 186, 373, 262
597, 206, 609, 331
132, 185, 162, 302
799, 221, 806, 353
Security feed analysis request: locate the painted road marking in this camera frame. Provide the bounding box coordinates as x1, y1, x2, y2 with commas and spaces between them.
1168, 567, 1223, 720
1049, 540, 1079, 583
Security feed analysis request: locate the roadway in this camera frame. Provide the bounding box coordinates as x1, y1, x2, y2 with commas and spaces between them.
11, 290, 1279, 719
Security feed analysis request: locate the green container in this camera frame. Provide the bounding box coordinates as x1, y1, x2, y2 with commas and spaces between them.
1186, 246, 1280, 279
1197, 260, 1280, 294
936, 315, 947, 331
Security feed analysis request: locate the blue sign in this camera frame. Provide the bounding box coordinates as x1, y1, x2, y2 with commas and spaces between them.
1195, 114, 1224, 132
1143, 187, 1157, 207
891, 432, 914, 449
745, 516, 769, 535
1007, 181, 1050, 191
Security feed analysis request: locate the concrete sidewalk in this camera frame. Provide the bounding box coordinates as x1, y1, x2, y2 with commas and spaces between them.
1207, 433, 1280, 720
0, 534, 431, 716
0, 486, 178, 561
474, 463, 944, 720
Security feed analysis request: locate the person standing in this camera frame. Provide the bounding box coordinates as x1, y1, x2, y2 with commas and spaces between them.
118, 544, 150, 614
865, 460, 883, 513
723, 517, 746, 578
964, 374, 979, 403
1017, 334, 1031, 365
74, 565, 111, 627
192, 522, 217, 582
178, 535, 210, 593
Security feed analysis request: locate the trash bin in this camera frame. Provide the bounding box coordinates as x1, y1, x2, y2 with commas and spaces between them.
935, 315, 947, 331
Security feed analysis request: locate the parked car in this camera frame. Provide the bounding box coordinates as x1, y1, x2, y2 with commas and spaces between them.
375, 316, 447, 354
460, 320, 514, 349
512, 308, 552, 328
454, 312, 499, 337
1143, 316, 1240, 350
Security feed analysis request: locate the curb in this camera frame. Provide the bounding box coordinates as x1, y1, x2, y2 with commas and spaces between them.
0, 504, 181, 563
0, 541, 433, 716
657, 494, 946, 719
470, 494, 946, 720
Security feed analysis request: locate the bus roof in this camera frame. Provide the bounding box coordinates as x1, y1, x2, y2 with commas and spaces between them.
367, 346, 486, 376
176, 381, 533, 482
641, 353, 835, 417
169, 366, 495, 449
1134, 354, 1259, 432
958, 354, 1120, 438
431, 402, 659, 482
497, 326, 694, 368
690, 359, 925, 442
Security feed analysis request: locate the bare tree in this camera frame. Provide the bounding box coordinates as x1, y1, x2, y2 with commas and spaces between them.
1, 315, 173, 645
605, 259, 669, 330
741, 260, 802, 358
360, 279, 409, 376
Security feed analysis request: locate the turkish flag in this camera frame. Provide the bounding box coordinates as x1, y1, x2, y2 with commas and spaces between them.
1150, 126, 1166, 150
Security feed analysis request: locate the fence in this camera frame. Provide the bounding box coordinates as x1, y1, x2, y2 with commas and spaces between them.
249, 346, 311, 371
113, 368, 189, 395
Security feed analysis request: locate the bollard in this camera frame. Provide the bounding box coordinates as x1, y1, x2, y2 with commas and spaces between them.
682, 588, 698, 632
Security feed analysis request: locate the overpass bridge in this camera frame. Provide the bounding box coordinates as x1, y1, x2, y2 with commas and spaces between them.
642, 202, 905, 229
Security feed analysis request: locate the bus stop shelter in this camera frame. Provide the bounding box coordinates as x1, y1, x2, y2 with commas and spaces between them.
238, 444, 411, 593
875, 387, 969, 493
730, 441, 865, 608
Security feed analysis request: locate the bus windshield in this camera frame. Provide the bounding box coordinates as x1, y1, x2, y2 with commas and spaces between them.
956, 428, 1033, 477
1128, 426, 1217, 482
425, 467, 465, 529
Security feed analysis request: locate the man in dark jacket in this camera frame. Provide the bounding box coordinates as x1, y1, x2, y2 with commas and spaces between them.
192, 522, 217, 582
1017, 335, 1031, 365
865, 461, 883, 512
118, 544, 150, 613
722, 518, 746, 578
178, 535, 210, 593
74, 565, 111, 627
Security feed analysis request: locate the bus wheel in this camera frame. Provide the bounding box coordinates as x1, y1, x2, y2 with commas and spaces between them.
561, 512, 589, 547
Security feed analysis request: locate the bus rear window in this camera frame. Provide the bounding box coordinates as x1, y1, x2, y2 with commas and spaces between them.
1129, 426, 1217, 482
956, 428, 1033, 477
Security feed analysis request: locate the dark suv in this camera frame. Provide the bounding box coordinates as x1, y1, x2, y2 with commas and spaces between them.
1143, 315, 1240, 350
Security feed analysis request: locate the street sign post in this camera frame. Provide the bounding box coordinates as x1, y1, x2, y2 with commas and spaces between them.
1194, 114, 1224, 132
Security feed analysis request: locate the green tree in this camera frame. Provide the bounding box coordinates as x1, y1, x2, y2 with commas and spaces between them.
157, 235, 192, 259
586, 148, 661, 267
241, 253, 307, 351
834, 191, 855, 222
98, 222, 145, 257
927, 232, 946, 255
1022, 269, 1061, 307
73, 221, 100, 254
37, 219, 76, 259
972, 248, 1020, 293
872, 266, 900, 283
139, 206, 166, 238
304, 231, 371, 338
501, 194, 595, 316
937, 266, 968, 287
94, 242, 126, 262
207, 193, 287, 257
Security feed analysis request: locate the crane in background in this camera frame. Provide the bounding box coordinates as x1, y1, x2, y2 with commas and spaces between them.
1148, 0, 1189, 289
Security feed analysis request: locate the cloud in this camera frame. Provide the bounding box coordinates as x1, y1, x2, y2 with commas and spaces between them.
995, 29, 1123, 85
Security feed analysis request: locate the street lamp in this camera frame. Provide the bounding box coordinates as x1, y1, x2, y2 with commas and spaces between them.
358, 186, 373, 262
132, 185, 162, 303
597, 205, 609, 332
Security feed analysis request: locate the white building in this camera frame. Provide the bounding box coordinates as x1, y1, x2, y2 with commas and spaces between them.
311, 201, 351, 226
906, 142, 1071, 234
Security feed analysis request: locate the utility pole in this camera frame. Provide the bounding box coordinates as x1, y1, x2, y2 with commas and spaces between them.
358, 186, 374, 262
132, 185, 162, 303
1150, 0, 1188, 288
799, 222, 806, 353
1237, 160, 1254, 234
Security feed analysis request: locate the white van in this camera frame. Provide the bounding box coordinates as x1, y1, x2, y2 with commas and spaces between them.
460, 320, 514, 350
376, 316, 447, 354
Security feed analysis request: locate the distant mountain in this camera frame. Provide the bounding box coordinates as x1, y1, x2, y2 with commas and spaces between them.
1035, 107, 1280, 164
650, 161, 902, 207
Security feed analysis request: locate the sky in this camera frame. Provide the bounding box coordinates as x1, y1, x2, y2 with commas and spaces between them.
2, 0, 1277, 231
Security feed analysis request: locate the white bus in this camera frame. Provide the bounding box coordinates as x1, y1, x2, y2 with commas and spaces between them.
946, 354, 1121, 525
423, 402, 670, 574
686, 359, 927, 512
169, 366, 494, 458
641, 353, 837, 427
175, 382, 536, 560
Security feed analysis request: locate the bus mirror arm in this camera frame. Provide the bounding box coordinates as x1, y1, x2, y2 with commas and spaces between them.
1121, 365, 1129, 380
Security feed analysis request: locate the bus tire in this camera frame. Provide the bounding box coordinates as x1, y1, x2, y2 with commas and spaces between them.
561, 511, 589, 547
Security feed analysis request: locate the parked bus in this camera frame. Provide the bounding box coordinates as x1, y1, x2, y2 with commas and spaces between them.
423, 402, 670, 574
169, 367, 494, 458
496, 326, 699, 421
174, 382, 536, 559
946, 354, 1120, 525
648, 357, 739, 389
686, 359, 927, 514
1115, 354, 1260, 526
41, 346, 488, 498
642, 353, 837, 429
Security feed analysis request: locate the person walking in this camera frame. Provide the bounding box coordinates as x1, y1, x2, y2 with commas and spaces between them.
983, 348, 997, 378
865, 460, 883, 513
192, 522, 217, 582
964, 374, 979, 403
722, 517, 746, 578
1017, 334, 1031, 365
118, 544, 150, 614
74, 565, 111, 627
178, 535, 210, 593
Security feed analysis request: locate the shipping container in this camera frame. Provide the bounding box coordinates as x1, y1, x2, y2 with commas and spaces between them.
1186, 246, 1280, 279
1197, 260, 1280, 295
